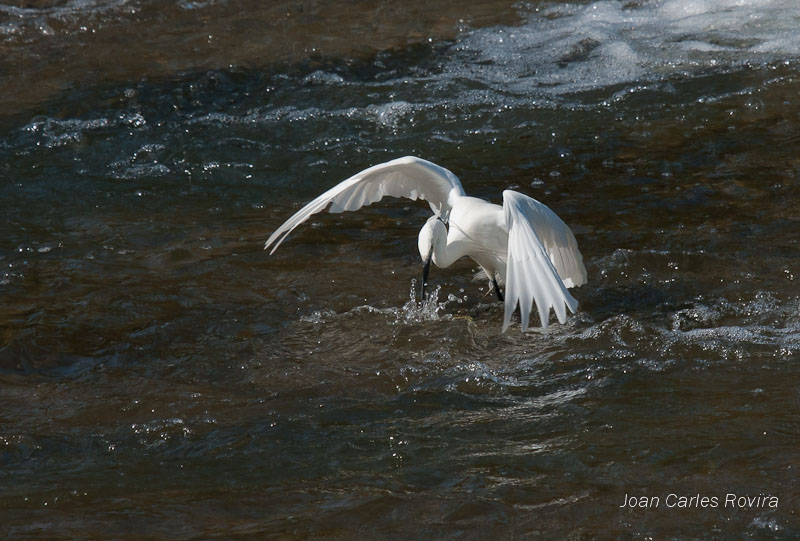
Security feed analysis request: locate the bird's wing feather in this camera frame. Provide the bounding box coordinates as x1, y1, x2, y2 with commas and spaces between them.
509, 192, 587, 289
265, 156, 466, 254
502, 190, 585, 331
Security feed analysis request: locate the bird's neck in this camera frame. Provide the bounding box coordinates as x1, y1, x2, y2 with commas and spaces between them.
431, 228, 461, 269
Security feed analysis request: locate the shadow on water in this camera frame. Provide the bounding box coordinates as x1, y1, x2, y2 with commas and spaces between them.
582, 283, 672, 322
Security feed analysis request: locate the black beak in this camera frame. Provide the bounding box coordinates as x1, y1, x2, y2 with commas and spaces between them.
420, 246, 433, 300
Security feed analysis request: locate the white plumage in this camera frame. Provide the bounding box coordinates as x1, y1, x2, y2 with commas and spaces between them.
265, 156, 587, 331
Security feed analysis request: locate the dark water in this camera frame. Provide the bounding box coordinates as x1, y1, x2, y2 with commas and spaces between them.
2, 0, 800, 537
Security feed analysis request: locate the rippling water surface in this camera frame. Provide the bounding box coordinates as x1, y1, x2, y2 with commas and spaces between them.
2, 0, 800, 537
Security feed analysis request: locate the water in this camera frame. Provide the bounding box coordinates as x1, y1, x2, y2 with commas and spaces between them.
2, 0, 799, 537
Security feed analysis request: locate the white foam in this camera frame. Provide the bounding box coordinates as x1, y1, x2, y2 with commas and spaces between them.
441, 0, 800, 100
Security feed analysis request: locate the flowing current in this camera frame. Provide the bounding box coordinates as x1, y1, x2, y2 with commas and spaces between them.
1, 0, 799, 537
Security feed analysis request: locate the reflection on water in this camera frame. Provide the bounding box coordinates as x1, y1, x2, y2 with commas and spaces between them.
0, 0, 522, 120
2, 0, 800, 537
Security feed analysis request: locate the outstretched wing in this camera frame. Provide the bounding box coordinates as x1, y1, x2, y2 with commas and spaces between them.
265, 156, 466, 254
502, 190, 587, 331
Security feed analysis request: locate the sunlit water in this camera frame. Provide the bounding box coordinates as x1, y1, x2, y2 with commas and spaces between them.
2, 0, 799, 537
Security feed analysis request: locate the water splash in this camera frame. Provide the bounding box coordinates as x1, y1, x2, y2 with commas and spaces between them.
295, 281, 466, 328
299, 309, 337, 324
396, 279, 464, 325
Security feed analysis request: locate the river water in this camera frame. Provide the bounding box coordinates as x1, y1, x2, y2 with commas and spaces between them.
2, 0, 799, 537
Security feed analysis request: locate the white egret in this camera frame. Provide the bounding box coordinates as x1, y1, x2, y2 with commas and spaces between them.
265, 156, 587, 331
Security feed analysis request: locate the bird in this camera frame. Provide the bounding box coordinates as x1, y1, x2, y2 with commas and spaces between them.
265, 156, 587, 331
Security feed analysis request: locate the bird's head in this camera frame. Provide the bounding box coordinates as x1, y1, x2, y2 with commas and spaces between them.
417, 215, 447, 299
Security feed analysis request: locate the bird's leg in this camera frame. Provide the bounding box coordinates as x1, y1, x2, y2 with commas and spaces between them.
492, 278, 504, 302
